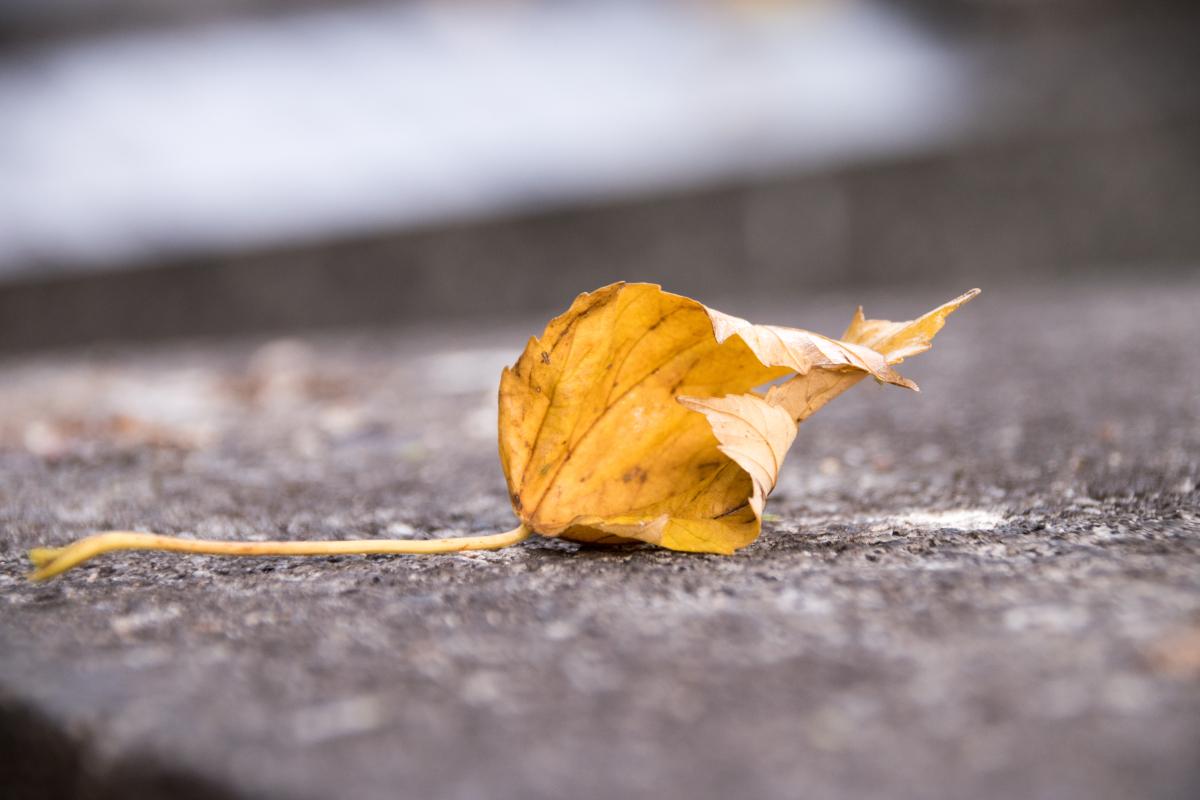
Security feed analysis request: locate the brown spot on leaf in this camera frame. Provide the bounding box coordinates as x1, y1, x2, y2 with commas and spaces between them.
622, 466, 649, 484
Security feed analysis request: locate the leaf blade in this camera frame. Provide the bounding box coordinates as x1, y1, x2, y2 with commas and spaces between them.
499, 283, 978, 554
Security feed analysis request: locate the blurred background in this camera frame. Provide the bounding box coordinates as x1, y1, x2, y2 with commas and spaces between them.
0, 0, 1197, 349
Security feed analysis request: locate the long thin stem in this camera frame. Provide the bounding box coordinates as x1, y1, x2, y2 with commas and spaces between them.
27, 524, 531, 582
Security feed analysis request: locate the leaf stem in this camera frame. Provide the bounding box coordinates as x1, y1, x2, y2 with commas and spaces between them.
27, 524, 531, 582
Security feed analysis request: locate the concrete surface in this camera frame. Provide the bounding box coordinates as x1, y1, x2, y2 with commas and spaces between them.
1, 280, 1198, 799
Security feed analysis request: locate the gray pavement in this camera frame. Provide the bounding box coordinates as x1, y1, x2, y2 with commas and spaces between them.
2, 280, 1198, 799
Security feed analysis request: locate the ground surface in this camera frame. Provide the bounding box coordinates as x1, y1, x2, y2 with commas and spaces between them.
1, 280, 1198, 800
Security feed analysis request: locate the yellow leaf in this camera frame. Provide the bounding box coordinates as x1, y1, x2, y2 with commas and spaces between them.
26, 282, 977, 581
499, 283, 978, 554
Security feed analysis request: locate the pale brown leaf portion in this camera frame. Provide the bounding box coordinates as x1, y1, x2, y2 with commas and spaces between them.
677, 394, 797, 520
706, 308, 915, 389
844, 288, 982, 364
765, 288, 981, 422
499, 282, 977, 554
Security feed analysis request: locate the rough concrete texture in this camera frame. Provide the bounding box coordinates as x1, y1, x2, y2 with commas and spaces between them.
1, 280, 1198, 800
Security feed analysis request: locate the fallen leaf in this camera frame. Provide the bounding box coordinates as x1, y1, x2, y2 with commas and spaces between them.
27, 282, 978, 581
499, 282, 978, 554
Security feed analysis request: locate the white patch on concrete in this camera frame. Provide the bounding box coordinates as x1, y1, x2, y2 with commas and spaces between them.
110, 604, 183, 637
292, 694, 388, 745
889, 509, 1006, 531
423, 348, 513, 395
773, 507, 1008, 537
463, 401, 498, 440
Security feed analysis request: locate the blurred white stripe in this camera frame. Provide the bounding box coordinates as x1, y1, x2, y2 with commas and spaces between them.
0, 0, 968, 275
